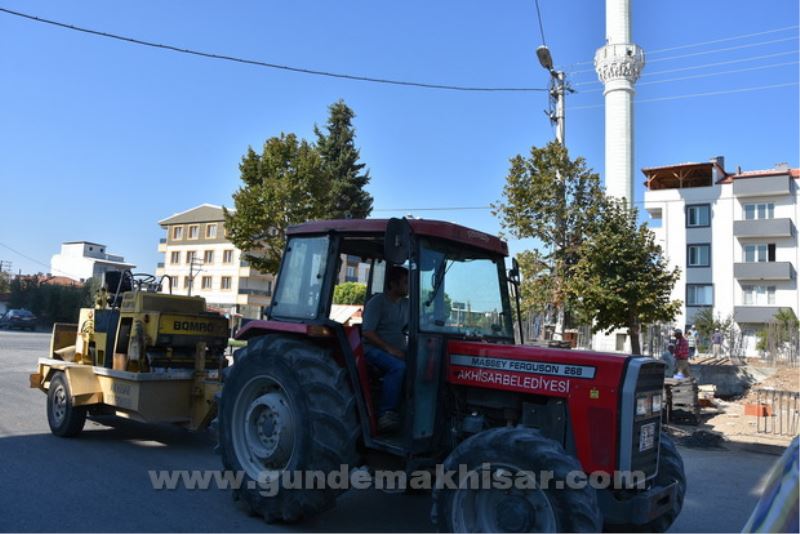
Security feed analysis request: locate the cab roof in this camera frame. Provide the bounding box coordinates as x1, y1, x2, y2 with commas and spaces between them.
286, 218, 508, 256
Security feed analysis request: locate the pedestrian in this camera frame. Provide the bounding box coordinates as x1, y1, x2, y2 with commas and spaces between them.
712, 329, 723, 358
673, 328, 691, 378
660, 342, 676, 376
687, 325, 697, 359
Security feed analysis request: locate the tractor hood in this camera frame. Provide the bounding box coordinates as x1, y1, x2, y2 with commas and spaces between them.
446, 340, 630, 397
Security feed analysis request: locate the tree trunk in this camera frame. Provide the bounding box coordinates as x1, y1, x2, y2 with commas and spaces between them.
628, 323, 642, 355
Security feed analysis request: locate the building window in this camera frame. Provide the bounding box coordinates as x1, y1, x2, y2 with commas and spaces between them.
188, 225, 199, 239
687, 244, 710, 267
170, 251, 181, 264
223, 250, 233, 263
172, 226, 183, 240
346, 265, 356, 280
742, 285, 776, 305
206, 224, 217, 238
744, 202, 774, 220
744, 243, 776, 263
201, 276, 212, 290
204, 250, 214, 264
221, 276, 232, 290
183, 277, 192, 289
186, 251, 197, 264
686, 284, 713, 306
686, 204, 710, 227
267, 280, 272, 295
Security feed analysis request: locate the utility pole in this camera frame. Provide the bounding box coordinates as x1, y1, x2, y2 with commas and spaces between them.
188, 258, 203, 297
536, 46, 570, 145
537, 45, 573, 342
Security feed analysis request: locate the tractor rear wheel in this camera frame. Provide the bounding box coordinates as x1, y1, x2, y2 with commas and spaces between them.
432, 427, 602, 533
217, 335, 359, 523
47, 372, 87, 437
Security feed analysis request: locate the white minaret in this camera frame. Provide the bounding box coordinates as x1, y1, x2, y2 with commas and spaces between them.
594, 0, 645, 202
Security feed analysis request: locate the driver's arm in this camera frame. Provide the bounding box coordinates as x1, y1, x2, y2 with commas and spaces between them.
363, 330, 404, 359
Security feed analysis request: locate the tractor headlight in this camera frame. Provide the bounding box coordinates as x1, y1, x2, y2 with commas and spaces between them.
636, 395, 649, 416
651, 393, 663, 413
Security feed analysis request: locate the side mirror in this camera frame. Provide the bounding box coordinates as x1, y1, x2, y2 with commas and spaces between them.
384, 218, 412, 265
508, 257, 521, 284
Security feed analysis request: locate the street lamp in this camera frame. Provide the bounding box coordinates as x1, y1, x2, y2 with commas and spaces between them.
536, 45, 567, 145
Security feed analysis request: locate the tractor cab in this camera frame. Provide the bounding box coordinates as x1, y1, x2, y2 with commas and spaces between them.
237, 218, 515, 453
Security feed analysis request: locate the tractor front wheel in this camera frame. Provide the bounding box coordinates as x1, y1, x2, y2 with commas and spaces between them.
217, 335, 359, 523
432, 427, 602, 533
47, 372, 87, 437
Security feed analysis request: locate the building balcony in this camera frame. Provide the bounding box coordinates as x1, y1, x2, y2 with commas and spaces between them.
158, 241, 167, 253
734, 306, 790, 323
733, 218, 794, 239
733, 175, 791, 198
734, 261, 795, 281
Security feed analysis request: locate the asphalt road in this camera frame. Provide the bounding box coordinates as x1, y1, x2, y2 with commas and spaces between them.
0, 330, 782, 532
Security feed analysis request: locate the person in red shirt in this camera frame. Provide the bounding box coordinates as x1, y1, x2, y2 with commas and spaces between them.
673, 329, 691, 377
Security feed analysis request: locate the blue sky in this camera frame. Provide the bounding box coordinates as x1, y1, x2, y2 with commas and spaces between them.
0, 0, 797, 277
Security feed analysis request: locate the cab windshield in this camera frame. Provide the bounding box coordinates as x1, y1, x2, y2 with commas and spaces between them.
418, 239, 513, 340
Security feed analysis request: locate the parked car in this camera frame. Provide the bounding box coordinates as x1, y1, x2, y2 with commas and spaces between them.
0, 309, 37, 331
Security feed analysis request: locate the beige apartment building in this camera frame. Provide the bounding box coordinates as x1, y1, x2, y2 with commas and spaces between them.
155, 204, 274, 319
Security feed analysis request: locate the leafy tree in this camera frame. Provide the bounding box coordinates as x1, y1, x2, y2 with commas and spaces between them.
757, 308, 799, 353
514, 249, 557, 318
315, 100, 373, 219
224, 134, 329, 274
692, 308, 734, 353
333, 282, 366, 305
493, 141, 605, 334
8, 276, 93, 324
568, 199, 682, 354
0, 271, 10, 293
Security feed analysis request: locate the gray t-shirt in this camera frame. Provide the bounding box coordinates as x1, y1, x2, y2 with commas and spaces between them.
362, 293, 409, 353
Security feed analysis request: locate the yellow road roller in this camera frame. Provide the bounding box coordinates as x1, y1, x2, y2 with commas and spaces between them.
29, 271, 228, 436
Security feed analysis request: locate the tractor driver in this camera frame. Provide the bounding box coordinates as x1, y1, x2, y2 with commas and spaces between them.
362, 265, 408, 433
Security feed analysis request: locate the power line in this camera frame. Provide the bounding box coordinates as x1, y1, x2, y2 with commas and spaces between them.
373, 206, 492, 212
569, 36, 798, 74
0, 6, 547, 93
534, 0, 547, 46
570, 25, 799, 66
573, 61, 799, 94
572, 50, 800, 87
0, 241, 85, 279
571, 81, 799, 110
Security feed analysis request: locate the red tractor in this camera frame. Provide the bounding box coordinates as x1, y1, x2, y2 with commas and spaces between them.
216, 218, 685, 532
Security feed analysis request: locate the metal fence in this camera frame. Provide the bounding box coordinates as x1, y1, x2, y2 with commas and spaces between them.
755, 389, 800, 436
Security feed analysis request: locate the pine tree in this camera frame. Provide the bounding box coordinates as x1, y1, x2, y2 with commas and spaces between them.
315, 100, 373, 219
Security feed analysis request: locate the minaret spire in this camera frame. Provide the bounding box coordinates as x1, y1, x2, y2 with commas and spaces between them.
594, 0, 645, 202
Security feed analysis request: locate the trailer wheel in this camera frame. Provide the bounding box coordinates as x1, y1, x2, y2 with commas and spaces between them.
47, 372, 87, 437
432, 427, 602, 533
217, 335, 359, 523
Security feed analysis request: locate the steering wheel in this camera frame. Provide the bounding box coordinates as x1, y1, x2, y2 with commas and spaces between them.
131, 273, 157, 291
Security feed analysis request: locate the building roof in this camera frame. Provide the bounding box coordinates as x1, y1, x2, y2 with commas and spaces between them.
642, 161, 718, 190
159, 204, 231, 226
717, 167, 800, 184
62, 241, 106, 247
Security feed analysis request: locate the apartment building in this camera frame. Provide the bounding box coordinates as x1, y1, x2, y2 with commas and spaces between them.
51, 241, 135, 282
155, 204, 274, 319
643, 157, 800, 355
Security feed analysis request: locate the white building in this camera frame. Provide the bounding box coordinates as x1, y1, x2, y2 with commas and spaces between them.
51, 241, 135, 282
644, 158, 800, 356
155, 204, 274, 319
